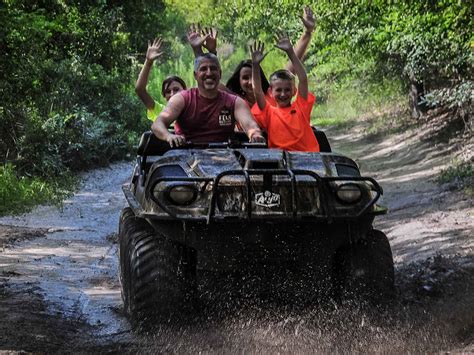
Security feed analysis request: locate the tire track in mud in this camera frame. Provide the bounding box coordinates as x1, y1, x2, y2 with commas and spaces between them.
0, 124, 473, 352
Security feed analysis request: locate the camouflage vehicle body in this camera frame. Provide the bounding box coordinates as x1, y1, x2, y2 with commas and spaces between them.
119, 131, 394, 325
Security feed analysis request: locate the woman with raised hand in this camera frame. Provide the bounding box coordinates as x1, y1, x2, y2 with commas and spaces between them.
135, 37, 187, 123
226, 6, 316, 108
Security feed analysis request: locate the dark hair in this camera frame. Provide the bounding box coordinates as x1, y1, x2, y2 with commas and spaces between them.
161, 76, 187, 98
269, 69, 295, 84
225, 59, 270, 96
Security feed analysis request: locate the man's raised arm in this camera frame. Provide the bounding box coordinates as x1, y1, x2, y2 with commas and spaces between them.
234, 97, 266, 143
151, 94, 186, 147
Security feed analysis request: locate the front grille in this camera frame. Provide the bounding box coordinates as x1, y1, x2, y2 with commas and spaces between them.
216, 183, 320, 217
146, 167, 383, 222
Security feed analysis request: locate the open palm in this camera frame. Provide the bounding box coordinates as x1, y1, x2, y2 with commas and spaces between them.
202, 27, 218, 53
301, 6, 315, 32
146, 38, 163, 62
250, 41, 267, 64
275, 34, 292, 53
187, 24, 209, 49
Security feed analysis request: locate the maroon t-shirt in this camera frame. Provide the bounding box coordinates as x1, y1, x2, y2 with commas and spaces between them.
177, 88, 238, 143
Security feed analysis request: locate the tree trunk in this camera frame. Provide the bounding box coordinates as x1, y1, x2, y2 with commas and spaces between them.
408, 72, 425, 119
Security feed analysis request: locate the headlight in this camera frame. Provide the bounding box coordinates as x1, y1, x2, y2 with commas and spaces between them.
336, 183, 362, 203
165, 185, 197, 205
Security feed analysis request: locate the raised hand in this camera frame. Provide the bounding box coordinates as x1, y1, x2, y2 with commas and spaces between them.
202, 27, 218, 54
275, 32, 293, 53
187, 23, 209, 51
301, 6, 316, 33
146, 38, 163, 62
249, 40, 268, 64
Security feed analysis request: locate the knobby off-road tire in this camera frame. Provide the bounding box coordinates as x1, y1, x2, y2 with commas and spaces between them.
118, 207, 195, 328
335, 229, 395, 303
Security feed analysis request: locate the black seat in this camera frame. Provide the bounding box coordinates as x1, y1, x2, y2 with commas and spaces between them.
137, 131, 171, 156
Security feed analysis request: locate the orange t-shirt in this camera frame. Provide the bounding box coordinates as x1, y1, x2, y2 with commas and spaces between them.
247, 91, 275, 127
251, 93, 319, 152
265, 88, 278, 107
236, 92, 275, 132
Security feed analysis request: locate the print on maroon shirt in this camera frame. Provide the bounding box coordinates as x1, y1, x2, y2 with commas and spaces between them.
177, 88, 238, 143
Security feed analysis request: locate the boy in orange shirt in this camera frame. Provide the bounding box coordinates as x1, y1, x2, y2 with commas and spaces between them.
250, 34, 319, 152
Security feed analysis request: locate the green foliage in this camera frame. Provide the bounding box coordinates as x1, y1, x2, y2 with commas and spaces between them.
438, 161, 474, 184
260, 50, 288, 78
312, 78, 405, 128
0, 0, 187, 171
422, 80, 474, 126
437, 160, 474, 196
373, 2, 473, 80
0, 164, 76, 216
219, 46, 248, 83
0, 0, 186, 214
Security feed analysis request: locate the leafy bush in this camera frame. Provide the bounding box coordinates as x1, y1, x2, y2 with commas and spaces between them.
0, 1, 187, 214
438, 161, 474, 184
0, 1, 189, 172
0, 164, 75, 216
423, 80, 474, 110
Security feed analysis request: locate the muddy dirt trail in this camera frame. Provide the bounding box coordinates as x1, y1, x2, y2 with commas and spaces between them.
0, 122, 472, 353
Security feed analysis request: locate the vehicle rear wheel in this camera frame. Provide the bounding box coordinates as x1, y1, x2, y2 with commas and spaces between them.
118, 207, 195, 328
335, 229, 395, 303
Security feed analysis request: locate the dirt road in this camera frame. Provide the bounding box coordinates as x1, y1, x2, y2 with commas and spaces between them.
0, 121, 472, 353
0, 162, 133, 352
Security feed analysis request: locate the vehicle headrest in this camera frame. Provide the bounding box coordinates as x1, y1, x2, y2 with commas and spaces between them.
312, 128, 332, 153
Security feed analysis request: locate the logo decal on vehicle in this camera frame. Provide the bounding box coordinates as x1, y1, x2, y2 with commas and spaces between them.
255, 190, 281, 208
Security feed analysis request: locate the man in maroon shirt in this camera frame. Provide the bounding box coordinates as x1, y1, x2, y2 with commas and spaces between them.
152, 53, 265, 147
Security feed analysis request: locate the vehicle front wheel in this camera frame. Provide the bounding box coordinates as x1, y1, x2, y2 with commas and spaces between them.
118, 208, 194, 328
334, 229, 395, 303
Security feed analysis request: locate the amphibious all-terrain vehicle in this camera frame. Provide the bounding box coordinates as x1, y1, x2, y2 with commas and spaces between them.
119, 130, 394, 325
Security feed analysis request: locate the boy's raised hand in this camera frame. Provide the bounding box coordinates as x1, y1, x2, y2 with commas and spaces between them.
275, 32, 293, 53
146, 38, 163, 62
249, 40, 267, 110
202, 27, 218, 54
249, 40, 268, 64
301, 6, 315, 33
